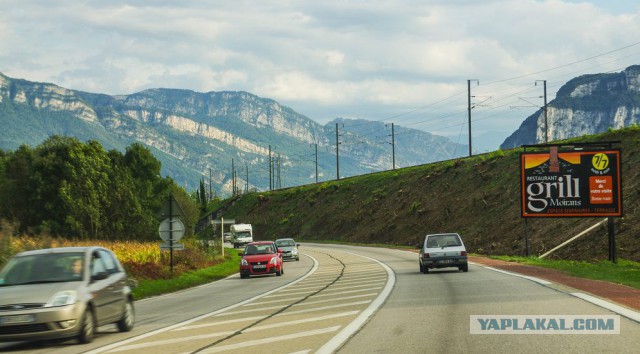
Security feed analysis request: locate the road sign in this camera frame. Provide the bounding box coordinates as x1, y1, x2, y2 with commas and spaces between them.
158, 218, 185, 242
159, 193, 186, 218
160, 242, 184, 250
211, 219, 236, 225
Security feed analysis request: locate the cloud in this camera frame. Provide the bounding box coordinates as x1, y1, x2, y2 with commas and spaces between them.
2, 0, 640, 150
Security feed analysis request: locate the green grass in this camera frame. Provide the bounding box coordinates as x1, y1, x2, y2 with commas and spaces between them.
132, 249, 242, 299
490, 255, 640, 290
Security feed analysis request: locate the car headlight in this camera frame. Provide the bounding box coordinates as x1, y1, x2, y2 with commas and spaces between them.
269, 257, 278, 265
291, 248, 298, 254
241, 259, 248, 266
45, 290, 78, 307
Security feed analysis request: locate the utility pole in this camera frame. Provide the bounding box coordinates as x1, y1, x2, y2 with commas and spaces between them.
277, 153, 281, 189
467, 79, 479, 157
390, 123, 396, 170
536, 80, 548, 143
336, 123, 341, 180
208, 168, 212, 201
314, 143, 318, 183
245, 165, 249, 193
231, 158, 236, 196
268, 145, 272, 191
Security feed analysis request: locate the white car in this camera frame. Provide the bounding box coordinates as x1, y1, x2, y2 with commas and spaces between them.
223, 232, 233, 242
418, 233, 468, 273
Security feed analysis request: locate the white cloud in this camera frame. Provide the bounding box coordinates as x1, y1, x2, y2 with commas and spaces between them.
2, 0, 640, 150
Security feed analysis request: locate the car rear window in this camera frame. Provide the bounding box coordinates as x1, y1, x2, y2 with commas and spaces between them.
426, 234, 462, 248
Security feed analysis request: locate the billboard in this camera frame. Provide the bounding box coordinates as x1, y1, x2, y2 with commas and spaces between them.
520, 149, 622, 217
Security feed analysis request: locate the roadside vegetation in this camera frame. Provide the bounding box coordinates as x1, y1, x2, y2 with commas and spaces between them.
0, 227, 241, 299
490, 255, 640, 290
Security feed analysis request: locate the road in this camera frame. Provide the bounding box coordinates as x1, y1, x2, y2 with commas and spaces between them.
2, 244, 639, 353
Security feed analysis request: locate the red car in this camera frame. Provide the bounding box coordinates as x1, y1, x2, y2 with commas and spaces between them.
239, 241, 284, 278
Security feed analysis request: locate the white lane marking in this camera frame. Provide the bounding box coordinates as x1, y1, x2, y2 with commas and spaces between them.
309, 287, 383, 298
263, 284, 384, 299
571, 292, 640, 323
107, 312, 360, 352
198, 326, 342, 354
316, 251, 396, 354
174, 316, 267, 331
479, 263, 640, 322
85, 254, 320, 354
218, 300, 372, 317
482, 266, 552, 285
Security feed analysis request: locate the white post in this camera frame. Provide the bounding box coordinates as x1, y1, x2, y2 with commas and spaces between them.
539, 218, 607, 259
221, 217, 224, 258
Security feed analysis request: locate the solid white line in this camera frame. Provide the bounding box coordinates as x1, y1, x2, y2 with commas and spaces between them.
482, 265, 552, 285
571, 292, 640, 323
316, 251, 396, 354
199, 326, 342, 353
85, 254, 320, 354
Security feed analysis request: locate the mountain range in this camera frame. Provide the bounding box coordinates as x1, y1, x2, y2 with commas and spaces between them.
2, 65, 639, 195
0, 73, 467, 195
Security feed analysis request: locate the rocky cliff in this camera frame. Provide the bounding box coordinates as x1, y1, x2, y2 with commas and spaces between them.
501, 65, 640, 148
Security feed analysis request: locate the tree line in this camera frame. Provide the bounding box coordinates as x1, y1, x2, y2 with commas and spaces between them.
0, 136, 199, 240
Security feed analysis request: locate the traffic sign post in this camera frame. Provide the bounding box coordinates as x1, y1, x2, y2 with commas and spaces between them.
158, 193, 186, 273
211, 218, 235, 257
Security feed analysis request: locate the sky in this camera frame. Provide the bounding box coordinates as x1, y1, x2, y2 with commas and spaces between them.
2, 0, 640, 152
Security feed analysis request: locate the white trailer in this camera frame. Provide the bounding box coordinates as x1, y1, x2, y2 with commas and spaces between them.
230, 224, 253, 248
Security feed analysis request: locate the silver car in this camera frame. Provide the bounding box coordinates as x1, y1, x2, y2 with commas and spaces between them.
0, 246, 135, 344
274, 238, 300, 261
418, 233, 468, 273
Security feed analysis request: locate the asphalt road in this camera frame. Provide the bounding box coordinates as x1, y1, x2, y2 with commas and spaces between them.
2, 244, 639, 353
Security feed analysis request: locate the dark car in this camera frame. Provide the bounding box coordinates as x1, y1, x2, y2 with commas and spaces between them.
418, 233, 468, 273
0, 246, 135, 344
239, 241, 284, 279
275, 238, 300, 261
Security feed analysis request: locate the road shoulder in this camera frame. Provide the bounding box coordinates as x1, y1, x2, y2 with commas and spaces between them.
469, 255, 640, 312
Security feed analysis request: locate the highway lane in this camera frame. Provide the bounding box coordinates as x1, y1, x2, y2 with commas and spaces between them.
318, 244, 640, 354
3, 244, 639, 353
0, 247, 316, 354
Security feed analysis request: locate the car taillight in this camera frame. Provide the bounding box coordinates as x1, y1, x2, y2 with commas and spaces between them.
460, 251, 467, 256
423, 253, 430, 258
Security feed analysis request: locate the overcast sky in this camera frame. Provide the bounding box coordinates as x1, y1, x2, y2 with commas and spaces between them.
2, 0, 639, 151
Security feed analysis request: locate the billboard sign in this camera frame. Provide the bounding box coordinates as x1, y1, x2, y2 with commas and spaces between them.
520, 149, 622, 217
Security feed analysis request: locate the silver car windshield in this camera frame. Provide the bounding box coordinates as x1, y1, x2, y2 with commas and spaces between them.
0, 252, 85, 286
426, 235, 462, 249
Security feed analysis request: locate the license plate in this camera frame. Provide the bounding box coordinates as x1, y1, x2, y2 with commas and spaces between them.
439, 259, 454, 264
253, 264, 266, 269
1, 314, 36, 325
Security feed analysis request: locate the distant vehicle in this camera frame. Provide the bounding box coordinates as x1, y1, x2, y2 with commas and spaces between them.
0, 246, 135, 344
239, 241, 284, 279
275, 238, 300, 261
230, 224, 253, 248
418, 233, 468, 273
223, 232, 233, 242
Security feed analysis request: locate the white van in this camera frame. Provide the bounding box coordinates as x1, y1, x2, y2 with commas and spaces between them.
230, 224, 253, 248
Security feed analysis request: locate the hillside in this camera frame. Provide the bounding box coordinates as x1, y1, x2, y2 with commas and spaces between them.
214, 126, 640, 262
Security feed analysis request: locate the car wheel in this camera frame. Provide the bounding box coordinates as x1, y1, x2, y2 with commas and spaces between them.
240, 273, 248, 279
422, 265, 429, 274
276, 267, 282, 276
77, 308, 95, 344
116, 299, 135, 332
419, 262, 424, 273
460, 264, 469, 272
